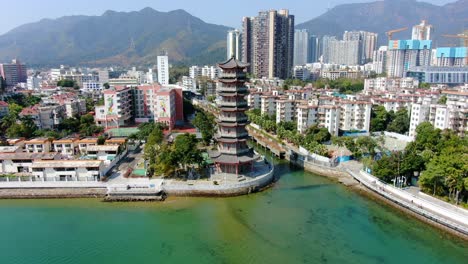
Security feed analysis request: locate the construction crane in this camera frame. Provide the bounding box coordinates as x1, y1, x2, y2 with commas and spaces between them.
386, 27, 408, 41
442, 33, 468, 47
443, 32, 468, 64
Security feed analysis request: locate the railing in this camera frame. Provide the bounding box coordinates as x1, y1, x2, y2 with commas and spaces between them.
219, 116, 248, 122
218, 87, 248, 92
218, 101, 248, 107
219, 132, 248, 138
346, 169, 468, 236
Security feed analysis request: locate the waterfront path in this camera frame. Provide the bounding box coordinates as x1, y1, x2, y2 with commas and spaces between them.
342, 161, 468, 235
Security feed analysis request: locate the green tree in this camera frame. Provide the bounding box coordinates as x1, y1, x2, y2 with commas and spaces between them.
370, 106, 392, 132
97, 135, 106, 145
172, 133, 203, 170
192, 111, 215, 145
387, 108, 410, 134
57, 79, 76, 88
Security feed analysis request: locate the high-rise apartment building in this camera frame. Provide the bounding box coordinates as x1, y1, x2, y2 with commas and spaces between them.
242, 9, 294, 79
386, 40, 432, 78
412, 20, 433, 41
328, 40, 361, 65
435, 47, 467, 67
294, 29, 309, 66
321, 36, 337, 63
308, 35, 319, 63
0, 59, 27, 86
343, 31, 377, 64
372, 46, 388, 74
227, 29, 242, 60
157, 53, 169, 85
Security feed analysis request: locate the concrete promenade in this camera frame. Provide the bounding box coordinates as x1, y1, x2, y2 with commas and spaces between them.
342, 161, 468, 236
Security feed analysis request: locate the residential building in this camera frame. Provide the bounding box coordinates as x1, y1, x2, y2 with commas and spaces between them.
227, 29, 242, 60
98, 70, 109, 84
261, 95, 278, 116
321, 36, 337, 63
338, 101, 372, 132
0, 152, 59, 174
52, 138, 78, 156
327, 40, 362, 66
20, 104, 66, 130
276, 99, 296, 123
364, 77, 419, 92
294, 29, 309, 66
85, 145, 120, 164
24, 138, 52, 153
189, 66, 203, 79
0, 59, 27, 86
157, 54, 169, 85
297, 104, 340, 136
435, 47, 467, 67
386, 40, 432, 77
343, 31, 377, 63
78, 138, 98, 154
182, 76, 196, 92
308, 35, 319, 63
412, 20, 433, 41
95, 84, 184, 129
27, 76, 42, 90
242, 9, 294, 79
406, 66, 468, 84
95, 86, 133, 127
372, 46, 388, 74
108, 77, 138, 86
31, 160, 103, 181
247, 91, 262, 109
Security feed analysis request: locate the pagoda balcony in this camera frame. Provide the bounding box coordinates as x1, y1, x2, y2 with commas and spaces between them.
218, 116, 248, 122
218, 101, 248, 107
218, 131, 248, 138
220, 148, 250, 155
221, 71, 246, 78
219, 106, 248, 112
218, 86, 248, 93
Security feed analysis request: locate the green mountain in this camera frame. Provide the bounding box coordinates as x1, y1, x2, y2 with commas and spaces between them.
0, 8, 231, 66
297, 0, 468, 46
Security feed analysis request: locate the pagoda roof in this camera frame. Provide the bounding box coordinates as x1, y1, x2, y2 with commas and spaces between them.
211, 152, 256, 165
217, 57, 250, 69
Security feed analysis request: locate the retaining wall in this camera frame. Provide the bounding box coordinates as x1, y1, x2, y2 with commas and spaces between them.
163, 167, 275, 197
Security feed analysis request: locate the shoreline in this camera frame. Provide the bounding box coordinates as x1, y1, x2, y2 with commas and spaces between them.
350, 184, 468, 242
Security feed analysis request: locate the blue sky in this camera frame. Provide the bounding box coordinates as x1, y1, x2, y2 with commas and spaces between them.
0, 0, 456, 35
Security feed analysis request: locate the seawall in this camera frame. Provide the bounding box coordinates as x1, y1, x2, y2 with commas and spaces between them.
0, 188, 106, 199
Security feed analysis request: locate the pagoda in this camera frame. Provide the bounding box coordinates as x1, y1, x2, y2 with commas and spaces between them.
212, 57, 256, 175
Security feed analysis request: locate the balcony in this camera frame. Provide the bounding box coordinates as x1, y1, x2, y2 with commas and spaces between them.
221, 72, 246, 78
218, 132, 248, 138
219, 116, 248, 122
218, 101, 248, 107
220, 148, 250, 155
218, 86, 248, 93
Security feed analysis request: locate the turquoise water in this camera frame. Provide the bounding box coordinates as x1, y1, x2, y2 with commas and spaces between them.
0, 162, 467, 264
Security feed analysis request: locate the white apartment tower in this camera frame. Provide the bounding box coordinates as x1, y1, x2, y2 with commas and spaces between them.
412, 20, 433, 41
157, 53, 169, 85
294, 29, 309, 66
227, 29, 242, 60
